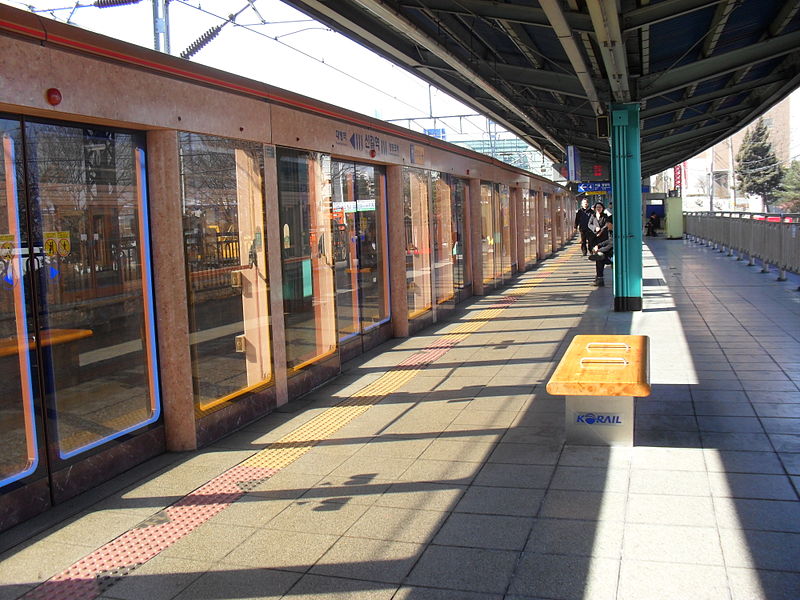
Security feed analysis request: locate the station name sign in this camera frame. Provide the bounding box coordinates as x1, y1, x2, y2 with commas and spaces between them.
335, 129, 400, 158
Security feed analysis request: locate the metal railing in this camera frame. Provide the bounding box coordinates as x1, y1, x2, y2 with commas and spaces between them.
684, 212, 800, 281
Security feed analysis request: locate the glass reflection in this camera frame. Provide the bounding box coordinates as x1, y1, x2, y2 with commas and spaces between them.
403, 168, 431, 317
450, 177, 467, 293
180, 133, 272, 411
277, 149, 336, 369
523, 190, 537, 266
0, 121, 37, 485
480, 182, 494, 285
355, 164, 389, 330
543, 193, 552, 254
24, 122, 158, 457
331, 161, 389, 340
499, 184, 512, 279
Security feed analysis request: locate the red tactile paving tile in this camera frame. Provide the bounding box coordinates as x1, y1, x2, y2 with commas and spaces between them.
21, 465, 278, 600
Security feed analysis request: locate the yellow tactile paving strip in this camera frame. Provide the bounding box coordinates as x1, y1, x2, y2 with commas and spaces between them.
240, 248, 577, 473
21, 243, 579, 600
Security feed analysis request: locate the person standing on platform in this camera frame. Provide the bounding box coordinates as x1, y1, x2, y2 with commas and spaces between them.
588, 201, 610, 248
574, 197, 592, 255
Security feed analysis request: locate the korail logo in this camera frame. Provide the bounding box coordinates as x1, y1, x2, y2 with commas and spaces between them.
576, 413, 622, 425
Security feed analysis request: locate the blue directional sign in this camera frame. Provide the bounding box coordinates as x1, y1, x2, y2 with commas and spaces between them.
578, 182, 652, 194
577, 182, 611, 193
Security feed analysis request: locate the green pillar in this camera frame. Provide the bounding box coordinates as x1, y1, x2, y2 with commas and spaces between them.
610, 103, 642, 311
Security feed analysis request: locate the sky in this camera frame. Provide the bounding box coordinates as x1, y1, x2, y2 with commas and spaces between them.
0, 0, 507, 144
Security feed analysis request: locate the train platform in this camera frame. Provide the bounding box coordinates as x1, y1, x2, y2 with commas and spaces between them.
1, 237, 799, 600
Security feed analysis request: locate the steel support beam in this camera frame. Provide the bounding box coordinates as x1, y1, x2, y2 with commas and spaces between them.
492, 64, 594, 99
587, 0, 630, 102
638, 30, 800, 97
539, 0, 603, 115
640, 73, 785, 113
623, 0, 724, 32
397, 0, 594, 33
642, 103, 752, 137
647, 121, 734, 152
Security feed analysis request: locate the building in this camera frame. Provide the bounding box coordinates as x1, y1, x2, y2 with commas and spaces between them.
673, 89, 799, 212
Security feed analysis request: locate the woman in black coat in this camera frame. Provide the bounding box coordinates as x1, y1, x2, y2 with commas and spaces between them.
587, 201, 610, 247
589, 217, 613, 286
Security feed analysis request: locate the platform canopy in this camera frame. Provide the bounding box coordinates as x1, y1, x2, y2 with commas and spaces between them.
283, 0, 800, 176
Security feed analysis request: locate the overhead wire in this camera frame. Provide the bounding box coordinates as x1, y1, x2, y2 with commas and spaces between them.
170, 0, 432, 118
14, 0, 528, 147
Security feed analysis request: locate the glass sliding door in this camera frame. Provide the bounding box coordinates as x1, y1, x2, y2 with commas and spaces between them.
29, 122, 159, 458
450, 176, 467, 297
0, 115, 161, 496
354, 164, 389, 331
0, 120, 39, 488
543, 193, 552, 255
524, 190, 537, 267
431, 172, 454, 306
332, 161, 359, 339
480, 182, 495, 286
179, 133, 272, 412
332, 160, 389, 341
498, 184, 512, 280
277, 149, 336, 370
403, 168, 432, 318
492, 184, 503, 282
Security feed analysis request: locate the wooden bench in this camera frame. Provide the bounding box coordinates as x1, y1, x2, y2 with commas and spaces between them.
547, 335, 650, 446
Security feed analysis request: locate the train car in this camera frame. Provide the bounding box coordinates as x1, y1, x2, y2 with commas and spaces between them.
0, 4, 574, 533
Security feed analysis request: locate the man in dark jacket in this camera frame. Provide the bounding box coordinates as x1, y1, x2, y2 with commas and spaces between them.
573, 198, 592, 255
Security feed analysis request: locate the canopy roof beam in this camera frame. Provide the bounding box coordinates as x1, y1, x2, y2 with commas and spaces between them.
587, 0, 631, 103
539, 0, 603, 115
639, 30, 800, 98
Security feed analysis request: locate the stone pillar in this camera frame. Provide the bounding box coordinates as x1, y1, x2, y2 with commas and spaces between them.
469, 178, 484, 294
387, 165, 409, 337
146, 130, 196, 451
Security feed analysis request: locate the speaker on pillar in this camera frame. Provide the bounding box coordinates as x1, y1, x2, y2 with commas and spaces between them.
596, 115, 609, 138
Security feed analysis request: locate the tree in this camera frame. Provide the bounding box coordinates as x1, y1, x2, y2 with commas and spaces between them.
735, 117, 784, 207
776, 161, 800, 212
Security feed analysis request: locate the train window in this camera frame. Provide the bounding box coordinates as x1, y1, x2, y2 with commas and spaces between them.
277, 149, 336, 370
403, 168, 432, 318
179, 133, 273, 411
